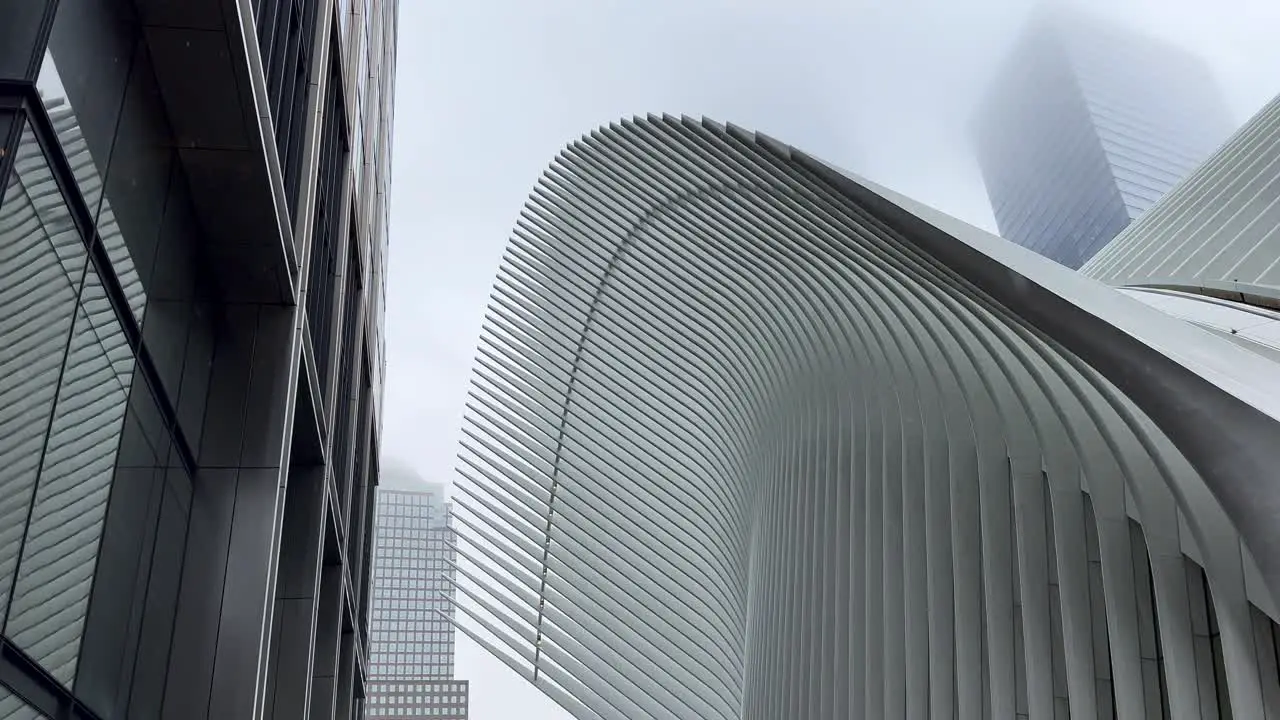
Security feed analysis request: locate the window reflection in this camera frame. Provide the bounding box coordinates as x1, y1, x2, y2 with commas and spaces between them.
0, 121, 88, 629
0, 684, 45, 720
43, 8, 218, 451
0, 117, 190, 707
5, 267, 134, 687
37, 49, 147, 324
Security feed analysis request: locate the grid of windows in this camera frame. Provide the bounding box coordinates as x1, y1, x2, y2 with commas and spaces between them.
363, 681, 469, 718
365, 485, 466, 718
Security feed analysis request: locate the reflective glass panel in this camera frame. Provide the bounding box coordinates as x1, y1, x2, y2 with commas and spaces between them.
5, 268, 135, 686
0, 684, 45, 720
39, 34, 148, 325
0, 121, 88, 626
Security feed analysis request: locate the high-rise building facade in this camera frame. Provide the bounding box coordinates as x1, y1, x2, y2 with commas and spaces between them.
973, 9, 1234, 269
0, 1, 397, 719
365, 480, 469, 719
449, 114, 1280, 719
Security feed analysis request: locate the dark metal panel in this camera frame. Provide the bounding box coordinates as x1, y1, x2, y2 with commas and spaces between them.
198, 305, 258, 468
143, 27, 248, 151
240, 305, 298, 469
126, 478, 190, 718
136, 8, 297, 304
161, 468, 237, 720
0, 0, 55, 81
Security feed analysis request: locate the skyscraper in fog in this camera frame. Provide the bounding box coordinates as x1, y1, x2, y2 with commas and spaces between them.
365, 478, 469, 719
973, 9, 1233, 268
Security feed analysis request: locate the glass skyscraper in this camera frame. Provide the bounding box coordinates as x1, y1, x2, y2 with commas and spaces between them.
973, 9, 1234, 269
365, 479, 469, 719
0, 0, 397, 718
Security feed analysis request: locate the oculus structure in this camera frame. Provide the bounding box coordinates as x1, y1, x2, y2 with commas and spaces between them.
449, 109, 1280, 719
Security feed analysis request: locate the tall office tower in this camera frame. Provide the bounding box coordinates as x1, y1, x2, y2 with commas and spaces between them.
0, 1, 396, 719
365, 477, 469, 719
973, 9, 1234, 269
448, 114, 1280, 719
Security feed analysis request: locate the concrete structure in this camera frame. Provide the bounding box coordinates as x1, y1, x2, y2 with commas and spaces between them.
450, 114, 1280, 719
974, 9, 1233, 269
365, 479, 469, 719
0, 0, 396, 718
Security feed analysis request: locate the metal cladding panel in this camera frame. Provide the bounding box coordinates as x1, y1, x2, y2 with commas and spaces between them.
451, 115, 1280, 720
1084, 93, 1280, 302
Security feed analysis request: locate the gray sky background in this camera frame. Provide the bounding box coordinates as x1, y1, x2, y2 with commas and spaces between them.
380, 1, 1279, 717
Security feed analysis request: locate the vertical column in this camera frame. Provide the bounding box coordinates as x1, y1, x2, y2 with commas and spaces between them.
1129, 523, 1168, 719
1045, 483, 1072, 719
1083, 496, 1118, 719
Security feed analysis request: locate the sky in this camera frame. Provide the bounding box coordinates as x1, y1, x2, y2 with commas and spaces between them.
379, 1, 1280, 717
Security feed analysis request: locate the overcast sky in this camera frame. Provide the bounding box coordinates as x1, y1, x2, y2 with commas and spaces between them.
380, 1, 1280, 717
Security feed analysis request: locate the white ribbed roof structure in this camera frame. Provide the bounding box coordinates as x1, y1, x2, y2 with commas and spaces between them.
448, 114, 1280, 719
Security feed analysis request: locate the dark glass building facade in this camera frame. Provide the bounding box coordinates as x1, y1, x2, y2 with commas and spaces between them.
973, 10, 1234, 269
0, 0, 397, 718
365, 479, 468, 719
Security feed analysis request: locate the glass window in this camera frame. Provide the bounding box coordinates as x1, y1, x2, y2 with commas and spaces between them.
5, 266, 134, 687
0, 120, 90, 638
0, 684, 45, 719
0, 113, 190, 708
38, 29, 151, 326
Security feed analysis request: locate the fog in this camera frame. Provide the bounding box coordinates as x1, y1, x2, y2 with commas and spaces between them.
381, 1, 1280, 717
